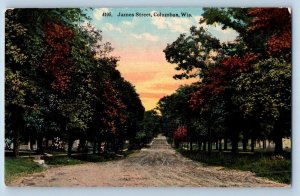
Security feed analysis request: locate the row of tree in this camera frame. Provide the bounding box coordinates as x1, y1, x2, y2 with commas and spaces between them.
159, 8, 291, 154
5, 9, 149, 157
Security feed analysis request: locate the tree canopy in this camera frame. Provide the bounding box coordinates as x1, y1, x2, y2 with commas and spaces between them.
5, 8, 146, 157
161, 8, 291, 154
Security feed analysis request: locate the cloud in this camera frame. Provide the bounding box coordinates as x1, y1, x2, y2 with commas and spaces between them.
150, 11, 194, 33
122, 20, 136, 28
139, 92, 168, 99
210, 24, 234, 34
94, 8, 110, 20
131, 33, 159, 42
122, 71, 158, 84
150, 83, 182, 91
121, 17, 139, 28
104, 23, 122, 33
206, 23, 239, 42
122, 21, 133, 26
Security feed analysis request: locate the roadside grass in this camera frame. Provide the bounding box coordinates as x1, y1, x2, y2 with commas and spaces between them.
5, 157, 44, 183
45, 149, 139, 165
178, 149, 291, 184
5, 149, 138, 183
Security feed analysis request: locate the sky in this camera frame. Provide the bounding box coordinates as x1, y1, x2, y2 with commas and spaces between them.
85, 7, 238, 111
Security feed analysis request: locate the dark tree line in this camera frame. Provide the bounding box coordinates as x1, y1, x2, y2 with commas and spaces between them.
160, 8, 291, 154
5, 9, 149, 157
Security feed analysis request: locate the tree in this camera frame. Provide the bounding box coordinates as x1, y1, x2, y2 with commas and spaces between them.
5, 9, 32, 157
5, 8, 144, 157
157, 85, 198, 149
162, 8, 291, 154
173, 126, 188, 148
164, 26, 221, 79
136, 110, 160, 147
234, 58, 291, 154
247, 8, 291, 61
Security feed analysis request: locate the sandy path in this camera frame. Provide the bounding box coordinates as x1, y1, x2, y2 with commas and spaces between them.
7, 135, 288, 187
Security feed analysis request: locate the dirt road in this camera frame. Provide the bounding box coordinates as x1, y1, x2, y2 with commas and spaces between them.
8, 135, 287, 187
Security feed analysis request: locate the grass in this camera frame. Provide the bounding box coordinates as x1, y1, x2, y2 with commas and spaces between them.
5, 149, 138, 183
5, 157, 44, 183
44, 149, 138, 165
178, 149, 291, 184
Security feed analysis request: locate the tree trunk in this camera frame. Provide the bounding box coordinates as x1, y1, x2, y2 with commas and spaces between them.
203, 141, 207, 151
189, 141, 193, 151
36, 135, 44, 154
215, 141, 219, 150
45, 138, 49, 149
231, 138, 238, 154
93, 139, 97, 154
67, 138, 74, 157
198, 141, 202, 151
242, 137, 248, 151
219, 140, 222, 152
13, 128, 20, 157
175, 141, 179, 148
30, 138, 34, 151
263, 140, 266, 149
224, 138, 228, 151
251, 138, 255, 152
28, 135, 34, 151
208, 140, 212, 155
274, 136, 283, 154
78, 137, 87, 154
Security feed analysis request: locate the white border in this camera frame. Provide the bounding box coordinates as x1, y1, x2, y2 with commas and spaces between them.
1, 1, 299, 196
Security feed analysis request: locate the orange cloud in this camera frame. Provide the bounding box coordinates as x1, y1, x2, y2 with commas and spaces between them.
122, 71, 158, 84
139, 92, 168, 99
150, 83, 181, 91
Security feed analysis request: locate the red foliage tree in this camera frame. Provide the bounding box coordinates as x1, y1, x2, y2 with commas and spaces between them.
190, 53, 259, 111
41, 22, 74, 93
173, 126, 188, 143
99, 80, 127, 135
248, 8, 291, 58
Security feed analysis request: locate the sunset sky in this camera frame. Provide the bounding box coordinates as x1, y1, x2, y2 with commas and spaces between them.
86, 8, 238, 110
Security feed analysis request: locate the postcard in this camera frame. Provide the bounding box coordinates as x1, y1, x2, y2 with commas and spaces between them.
5, 7, 291, 187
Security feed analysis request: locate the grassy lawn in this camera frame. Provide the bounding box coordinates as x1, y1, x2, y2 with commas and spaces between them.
178, 149, 291, 184
5, 157, 44, 183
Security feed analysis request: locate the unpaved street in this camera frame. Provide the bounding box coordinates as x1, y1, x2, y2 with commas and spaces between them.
8, 135, 287, 187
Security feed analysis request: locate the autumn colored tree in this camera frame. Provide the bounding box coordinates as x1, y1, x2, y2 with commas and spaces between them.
173, 126, 188, 148
158, 85, 198, 150
41, 22, 75, 93
247, 8, 291, 61
163, 8, 291, 154
5, 8, 145, 157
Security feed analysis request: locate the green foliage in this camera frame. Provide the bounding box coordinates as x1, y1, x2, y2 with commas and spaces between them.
164, 27, 221, 79
234, 58, 291, 152
202, 8, 251, 35
234, 58, 291, 120
162, 8, 291, 155
136, 110, 161, 146
5, 8, 145, 158
158, 85, 197, 140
